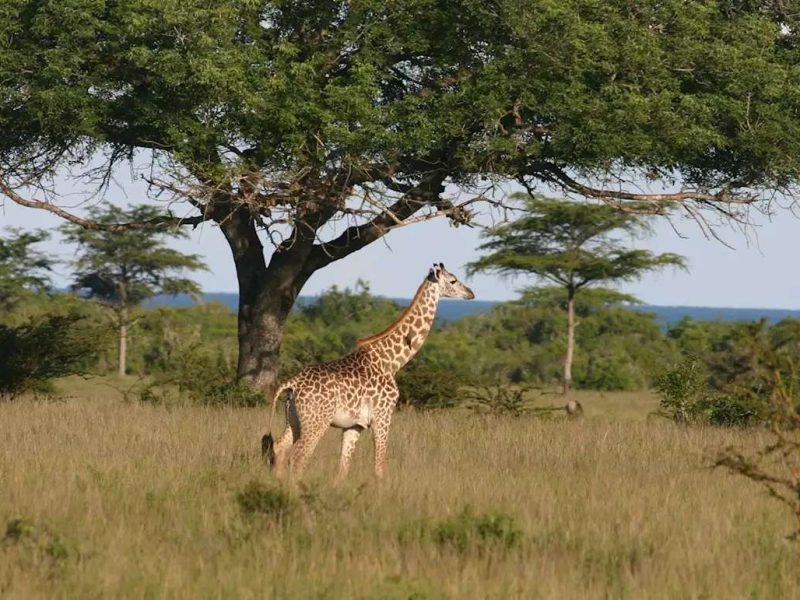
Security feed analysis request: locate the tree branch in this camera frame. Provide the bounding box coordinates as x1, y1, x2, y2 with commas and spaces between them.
0, 179, 211, 232
303, 172, 449, 273
526, 162, 758, 207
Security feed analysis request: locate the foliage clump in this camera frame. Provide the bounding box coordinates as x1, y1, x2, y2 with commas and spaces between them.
4, 516, 72, 564
715, 372, 800, 547
656, 318, 799, 428
139, 345, 264, 408
422, 287, 676, 392
463, 385, 538, 417
655, 357, 764, 427
236, 481, 296, 524
0, 314, 105, 399
396, 361, 468, 410
401, 506, 523, 554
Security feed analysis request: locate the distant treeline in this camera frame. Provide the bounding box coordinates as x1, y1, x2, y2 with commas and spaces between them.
146, 292, 800, 327
11, 283, 800, 398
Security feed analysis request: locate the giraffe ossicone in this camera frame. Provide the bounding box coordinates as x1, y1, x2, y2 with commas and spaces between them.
262, 262, 475, 481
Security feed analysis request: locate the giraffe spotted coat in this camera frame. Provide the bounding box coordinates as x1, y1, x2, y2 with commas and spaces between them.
264, 263, 474, 481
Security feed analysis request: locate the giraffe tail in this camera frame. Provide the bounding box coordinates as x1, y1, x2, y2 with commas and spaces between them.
261, 382, 293, 467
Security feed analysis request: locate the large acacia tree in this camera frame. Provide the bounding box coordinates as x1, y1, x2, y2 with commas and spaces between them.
2, 1, 800, 396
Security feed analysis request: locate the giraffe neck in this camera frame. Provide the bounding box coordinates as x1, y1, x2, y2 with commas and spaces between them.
356, 279, 441, 373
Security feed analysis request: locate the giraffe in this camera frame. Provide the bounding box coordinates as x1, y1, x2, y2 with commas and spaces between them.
261, 263, 475, 481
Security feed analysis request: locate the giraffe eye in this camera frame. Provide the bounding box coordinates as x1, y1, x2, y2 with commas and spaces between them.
448, 278, 457, 284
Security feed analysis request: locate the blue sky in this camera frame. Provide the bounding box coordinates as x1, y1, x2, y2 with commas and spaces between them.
2, 185, 799, 309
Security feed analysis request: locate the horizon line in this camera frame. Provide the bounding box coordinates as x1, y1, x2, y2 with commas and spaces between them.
193, 291, 800, 312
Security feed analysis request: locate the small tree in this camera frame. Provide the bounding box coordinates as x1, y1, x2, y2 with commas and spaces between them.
468, 194, 685, 394
63, 205, 206, 377
0, 228, 51, 311
715, 370, 800, 557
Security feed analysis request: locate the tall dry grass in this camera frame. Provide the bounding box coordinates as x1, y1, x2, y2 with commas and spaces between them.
0, 384, 797, 599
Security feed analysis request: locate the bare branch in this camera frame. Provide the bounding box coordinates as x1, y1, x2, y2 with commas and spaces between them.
302, 176, 507, 274
303, 173, 447, 272
0, 178, 210, 232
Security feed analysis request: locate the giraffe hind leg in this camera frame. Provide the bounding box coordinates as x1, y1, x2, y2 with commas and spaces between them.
288, 424, 327, 480
273, 394, 301, 480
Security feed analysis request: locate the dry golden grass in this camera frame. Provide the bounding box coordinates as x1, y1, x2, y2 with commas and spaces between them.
0, 380, 797, 599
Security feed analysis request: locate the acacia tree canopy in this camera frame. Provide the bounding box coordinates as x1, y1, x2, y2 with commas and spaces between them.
3, 1, 799, 203
467, 193, 686, 393
63, 206, 206, 309
468, 194, 687, 291
1, 0, 799, 392
0, 229, 51, 310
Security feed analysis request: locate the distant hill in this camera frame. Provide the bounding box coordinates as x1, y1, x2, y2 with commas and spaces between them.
144, 293, 800, 327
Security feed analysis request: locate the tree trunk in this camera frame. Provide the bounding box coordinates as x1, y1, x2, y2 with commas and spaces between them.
235, 276, 299, 399
563, 290, 575, 395
118, 308, 128, 378
220, 209, 314, 399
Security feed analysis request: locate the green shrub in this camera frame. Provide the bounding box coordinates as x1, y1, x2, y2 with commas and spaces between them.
4, 517, 35, 542
0, 313, 105, 399
4, 516, 72, 563
654, 357, 712, 424
236, 481, 296, 523
139, 345, 264, 407
396, 362, 468, 409
400, 506, 523, 554
655, 358, 765, 426
430, 506, 523, 553
705, 394, 764, 427
463, 385, 539, 417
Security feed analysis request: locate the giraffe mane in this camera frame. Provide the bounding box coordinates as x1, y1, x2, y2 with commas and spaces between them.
356, 280, 430, 348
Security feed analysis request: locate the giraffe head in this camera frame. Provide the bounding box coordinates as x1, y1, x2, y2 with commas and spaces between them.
427, 263, 475, 299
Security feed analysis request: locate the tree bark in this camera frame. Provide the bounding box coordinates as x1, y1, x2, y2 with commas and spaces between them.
118, 308, 128, 378
220, 208, 314, 399
563, 290, 575, 395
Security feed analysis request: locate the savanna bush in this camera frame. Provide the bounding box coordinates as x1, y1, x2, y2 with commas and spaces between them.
433, 507, 522, 553
462, 385, 537, 417
4, 516, 72, 564
139, 345, 264, 407
396, 361, 469, 409
401, 506, 523, 554
655, 358, 764, 426
0, 313, 105, 399
236, 481, 296, 523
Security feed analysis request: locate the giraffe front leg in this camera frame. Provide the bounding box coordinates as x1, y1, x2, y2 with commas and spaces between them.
335, 427, 362, 483
371, 412, 393, 479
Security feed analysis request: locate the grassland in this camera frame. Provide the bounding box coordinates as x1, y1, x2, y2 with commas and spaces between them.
0, 380, 797, 599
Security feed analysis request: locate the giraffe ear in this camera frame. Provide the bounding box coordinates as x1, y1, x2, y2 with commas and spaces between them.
427, 266, 439, 282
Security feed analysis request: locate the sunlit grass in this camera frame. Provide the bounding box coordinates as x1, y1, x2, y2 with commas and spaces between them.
0, 380, 796, 598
